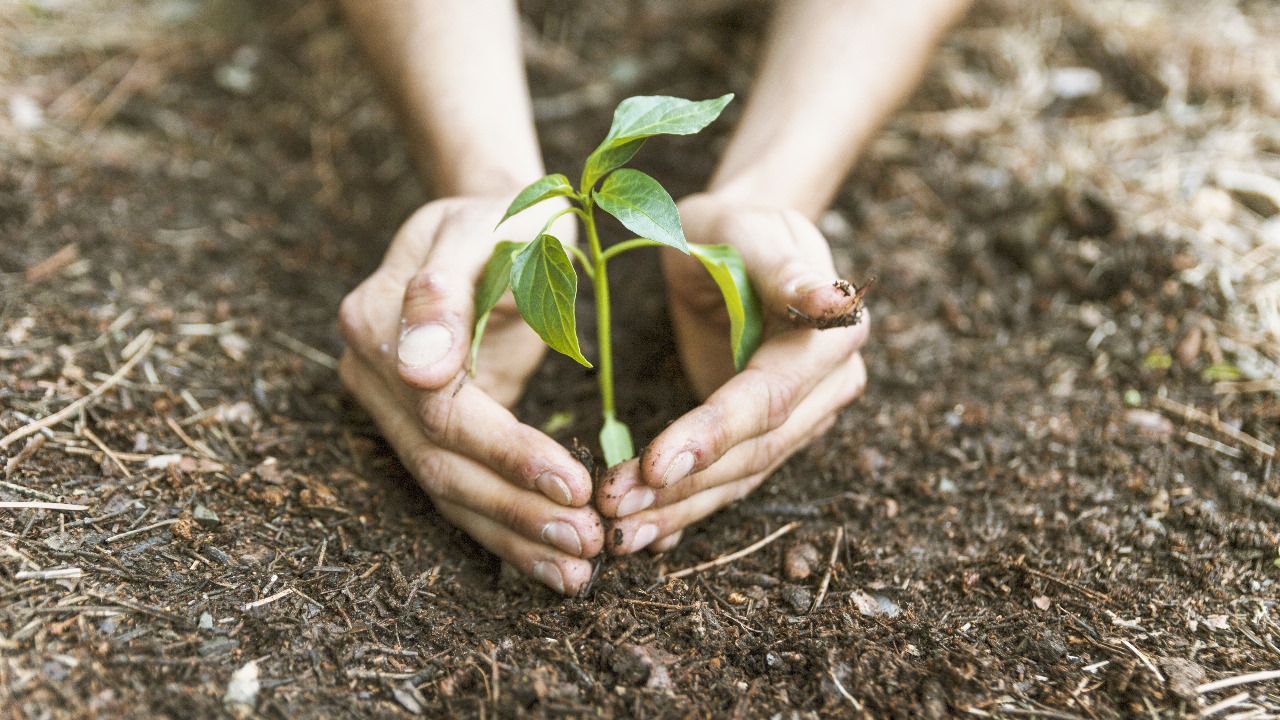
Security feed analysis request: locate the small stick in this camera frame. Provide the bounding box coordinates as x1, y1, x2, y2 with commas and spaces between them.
1154, 395, 1275, 458
0, 333, 156, 450
80, 427, 132, 478
1185, 431, 1243, 459
828, 667, 862, 709
664, 522, 800, 580
1121, 639, 1164, 683
104, 518, 179, 543
1021, 565, 1112, 604
1198, 691, 1249, 718
14, 568, 83, 581
0, 501, 88, 512
1197, 670, 1280, 694
0, 478, 59, 502
4, 435, 47, 478
272, 331, 339, 370
164, 416, 218, 460
808, 526, 844, 614
243, 588, 294, 611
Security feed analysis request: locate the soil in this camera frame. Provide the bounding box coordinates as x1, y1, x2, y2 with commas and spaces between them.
2, 1, 1279, 718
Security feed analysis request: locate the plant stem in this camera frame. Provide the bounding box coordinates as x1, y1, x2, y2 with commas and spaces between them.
600, 238, 660, 263
580, 197, 616, 419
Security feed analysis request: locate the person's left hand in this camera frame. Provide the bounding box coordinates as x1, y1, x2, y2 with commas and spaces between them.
596, 193, 871, 554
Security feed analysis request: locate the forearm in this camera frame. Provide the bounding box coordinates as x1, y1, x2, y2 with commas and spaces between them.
709, 0, 972, 218
338, 0, 544, 196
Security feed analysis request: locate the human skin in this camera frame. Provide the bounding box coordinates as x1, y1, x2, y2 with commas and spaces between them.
337, 0, 971, 593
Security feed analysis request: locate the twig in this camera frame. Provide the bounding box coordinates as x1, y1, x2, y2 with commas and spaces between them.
0, 501, 88, 512
1199, 692, 1250, 718
994, 707, 1088, 720
1121, 638, 1165, 683
272, 331, 338, 370
1186, 431, 1243, 459
1021, 565, 1112, 604
14, 567, 83, 581
809, 526, 845, 614
828, 667, 862, 709
664, 522, 800, 580
164, 416, 218, 460
0, 478, 58, 502
0, 333, 156, 450
243, 588, 294, 611
4, 435, 46, 478
1197, 670, 1280, 694
1154, 395, 1275, 458
105, 518, 179, 543
80, 427, 133, 478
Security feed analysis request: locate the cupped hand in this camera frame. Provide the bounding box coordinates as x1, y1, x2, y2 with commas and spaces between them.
339, 196, 603, 595
597, 193, 870, 554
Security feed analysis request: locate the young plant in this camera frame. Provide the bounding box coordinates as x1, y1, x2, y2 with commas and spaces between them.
471, 94, 763, 468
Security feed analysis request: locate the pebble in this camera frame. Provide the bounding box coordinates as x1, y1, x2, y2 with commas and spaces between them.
780, 586, 811, 613
783, 543, 820, 581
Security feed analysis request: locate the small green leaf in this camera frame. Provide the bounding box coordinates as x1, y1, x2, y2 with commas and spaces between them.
511, 234, 591, 367
599, 414, 634, 468
593, 169, 689, 253
689, 244, 763, 371
579, 95, 733, 192
496, 174, 575, 229
580, 138, 645, 193
604, 94, 734, 145
469, 241, 526, 374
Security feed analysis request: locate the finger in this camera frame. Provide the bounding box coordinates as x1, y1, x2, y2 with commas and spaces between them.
648, 530, 683, 554
342, 352, 592, 508
435, 499, 596, 596
602, 356, 862, 515
396, 207, 499, 388
607, 475, 767, 555
641, 332, 866, 489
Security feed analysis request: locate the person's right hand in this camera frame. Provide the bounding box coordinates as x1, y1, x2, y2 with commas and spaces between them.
338, 196, 603, 595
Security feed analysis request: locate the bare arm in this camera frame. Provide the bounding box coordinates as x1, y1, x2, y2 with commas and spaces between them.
601, 0, 973, 554
712, 0, 972, 218
337, 1, 601, 596
337, 0, 544, 196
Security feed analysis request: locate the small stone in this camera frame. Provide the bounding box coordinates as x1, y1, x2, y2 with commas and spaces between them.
193, 505, 220, 526
199, 612, 214, 631
780, 586, 812, 613
1033, 595, 1052, 610
199, 637, 239, 657
223, 660, 260, 719
783, 543, 820, 581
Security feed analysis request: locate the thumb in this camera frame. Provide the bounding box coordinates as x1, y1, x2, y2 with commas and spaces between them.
732, 209, 862, 324
396, 265, 475, 389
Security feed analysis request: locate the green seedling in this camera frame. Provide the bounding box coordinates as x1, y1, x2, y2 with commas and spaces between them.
472, 94, 763, 468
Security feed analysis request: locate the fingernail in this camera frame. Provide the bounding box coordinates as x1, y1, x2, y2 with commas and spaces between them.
793, 275, 830, 294
632, 524, 659, 551
616, 487, 655, 516
660, 451, 696, 487
535, 472, 573, 506
531, 561, 565, 594
541, 521, 583, 556
398, 323, 453, 367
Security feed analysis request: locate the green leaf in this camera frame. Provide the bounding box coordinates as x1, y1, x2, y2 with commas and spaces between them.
580, 138, 645, 193
599, 414, 634, 468
510, 234, 591, 367
469, 241, 526, 374
496, 174, 575, 229
605, 94, 734, 145
689, 244, 763, 372
579, 94, 733, 191
592, 169, 689, 253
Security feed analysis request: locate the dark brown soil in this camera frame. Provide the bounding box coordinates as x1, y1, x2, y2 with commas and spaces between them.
3, 1, 1279, 718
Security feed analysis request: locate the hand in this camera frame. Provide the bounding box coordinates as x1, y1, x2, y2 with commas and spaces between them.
339, 196, 603, 595
596, 193, 870, 554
